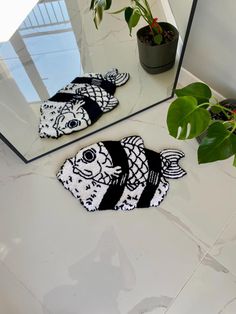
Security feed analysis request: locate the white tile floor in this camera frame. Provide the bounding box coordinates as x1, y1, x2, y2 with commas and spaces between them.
0, 100, 235, 314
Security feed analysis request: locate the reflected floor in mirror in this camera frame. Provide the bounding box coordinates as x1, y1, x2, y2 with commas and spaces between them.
0, 0, 196, 161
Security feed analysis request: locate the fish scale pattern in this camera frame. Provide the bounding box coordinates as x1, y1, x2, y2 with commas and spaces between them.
121, 137, 149, 190
76, 85, 118, 111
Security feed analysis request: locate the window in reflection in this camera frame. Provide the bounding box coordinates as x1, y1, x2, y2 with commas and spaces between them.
0, 42, 40, 102
0, 0, 83, 103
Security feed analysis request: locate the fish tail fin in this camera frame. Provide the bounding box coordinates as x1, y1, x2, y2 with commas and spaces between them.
104, 68, 130, 87
160, 149, 187, 179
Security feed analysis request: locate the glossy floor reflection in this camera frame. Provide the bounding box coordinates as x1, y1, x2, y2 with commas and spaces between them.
0, 99, 235, 314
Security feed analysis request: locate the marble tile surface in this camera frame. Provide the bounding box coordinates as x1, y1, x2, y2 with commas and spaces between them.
167, 254, 236, 314
211, 213, 236, 277
0, 261, 47, 314
0, 98, 236, 313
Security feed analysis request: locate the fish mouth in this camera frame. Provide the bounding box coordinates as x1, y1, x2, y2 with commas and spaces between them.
73, 166, 94, 178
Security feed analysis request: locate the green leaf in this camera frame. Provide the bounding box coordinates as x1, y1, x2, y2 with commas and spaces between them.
124, 7, 133, 34
175, 82, 212, 104
104, 0, 112, 10
93, 4, 104, 28
128, 9, 141, 30
90, 0, 96, 10
210, 104, 222, 114
198, 122, 236, 164
91, 0, 111, 27
154, 33, 163, 45
167, 96, 211, 139
124, 7, 133, 23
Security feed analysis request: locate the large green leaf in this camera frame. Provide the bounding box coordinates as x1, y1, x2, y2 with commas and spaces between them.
167, 96, 211, 139
198, 122, 236, 164
175, 82, 212, 104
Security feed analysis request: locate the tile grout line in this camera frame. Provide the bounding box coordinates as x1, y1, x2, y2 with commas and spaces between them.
164, 210, 236, 313
156, 206, 210, 250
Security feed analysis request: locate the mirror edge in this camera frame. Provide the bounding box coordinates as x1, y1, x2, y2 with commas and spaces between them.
0, 0, 198, 163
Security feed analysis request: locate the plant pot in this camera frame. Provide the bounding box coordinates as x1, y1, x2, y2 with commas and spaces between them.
137, 22, 179, 74
197, 98, 236, 143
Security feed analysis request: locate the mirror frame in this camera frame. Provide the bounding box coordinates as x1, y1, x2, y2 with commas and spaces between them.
0, 0, 198, 163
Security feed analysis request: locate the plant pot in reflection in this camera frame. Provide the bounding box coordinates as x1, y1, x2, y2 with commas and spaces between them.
137, 22, 179, 74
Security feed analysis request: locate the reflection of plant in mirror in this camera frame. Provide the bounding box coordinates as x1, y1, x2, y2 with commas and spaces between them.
89, 0, 174, 45
167, 82, 236, 167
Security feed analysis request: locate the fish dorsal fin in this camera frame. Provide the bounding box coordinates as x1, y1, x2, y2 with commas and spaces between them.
104, 68, 130, 87
121, 136, 148, 191
121, 136, 144, 149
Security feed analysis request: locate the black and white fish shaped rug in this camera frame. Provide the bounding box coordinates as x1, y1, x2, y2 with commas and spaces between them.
57, 136, 187, 211
39, 68, 129, 138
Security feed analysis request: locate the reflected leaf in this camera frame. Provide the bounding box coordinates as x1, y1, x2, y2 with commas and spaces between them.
128, 9, 141, 30
110, 7, 127, 14
93, 5, 104, 29
154, 33, 163, 45
105, 0, 112, 10
124, 7, 135, 34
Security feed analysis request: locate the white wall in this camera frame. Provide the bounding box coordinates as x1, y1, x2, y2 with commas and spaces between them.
181, 0, 236, 98
168, 0, 193, 40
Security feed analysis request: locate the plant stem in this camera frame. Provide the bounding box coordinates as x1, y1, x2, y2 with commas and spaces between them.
197, 102, 211, 108
133, 0, 153, 22
198, 102, 234, 120
209, 103, 234, 114
143, 0, 153, 18
211, 95, 219, 104
233, 155, 236, 167
137, 9, 150, 24
208, 103, 233, 120
230, 123, 236, 134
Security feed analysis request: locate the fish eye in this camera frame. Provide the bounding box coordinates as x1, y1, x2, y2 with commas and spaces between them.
82, 149, 96, 163
67, 119, 79, 129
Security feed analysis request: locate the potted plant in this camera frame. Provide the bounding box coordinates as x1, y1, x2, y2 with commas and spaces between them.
89, 0, 179, 74
167, 82, 236, 167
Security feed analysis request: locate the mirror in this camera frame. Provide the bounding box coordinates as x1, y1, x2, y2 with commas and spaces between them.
0, 0, 198, 162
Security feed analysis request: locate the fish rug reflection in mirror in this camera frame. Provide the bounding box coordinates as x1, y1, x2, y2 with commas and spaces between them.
57, 136, 187, 211
39, 68, 130, 138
